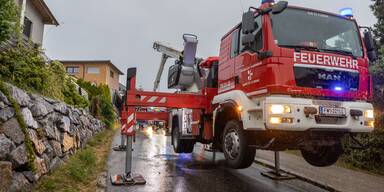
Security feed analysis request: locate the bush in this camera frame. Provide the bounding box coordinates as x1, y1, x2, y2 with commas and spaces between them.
63, 78, 89, 108
0, 0, 19, 43
77, 79, 115, 129
0, 44, 49, 91
100, 96, 115, 128
0, 43, 89, 108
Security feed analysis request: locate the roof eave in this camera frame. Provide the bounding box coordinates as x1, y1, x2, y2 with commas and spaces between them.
33, 0, 59, 26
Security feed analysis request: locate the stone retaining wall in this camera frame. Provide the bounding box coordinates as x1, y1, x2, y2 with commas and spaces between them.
0, 84, 105, 191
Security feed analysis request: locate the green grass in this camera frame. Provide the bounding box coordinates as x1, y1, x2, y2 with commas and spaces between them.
35, 126, 118, 192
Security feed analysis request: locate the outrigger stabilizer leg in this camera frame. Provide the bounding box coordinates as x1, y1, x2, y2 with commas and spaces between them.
113, 134, 127, 151
110, 134, 146, 185
261, 151, 295, 180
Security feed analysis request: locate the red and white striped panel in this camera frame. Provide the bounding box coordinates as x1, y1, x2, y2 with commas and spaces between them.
140, 96, 167, 104
121, 108, 136, 136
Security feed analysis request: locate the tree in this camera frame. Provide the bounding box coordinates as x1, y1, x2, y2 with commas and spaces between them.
370, 0, 384, 113
370, 0, 384, 53
370, 0, 384, 111
342, 1, 384, 174
0, 0, 19, 43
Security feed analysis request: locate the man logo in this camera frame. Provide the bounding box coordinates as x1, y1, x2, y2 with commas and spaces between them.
318, 73, 341, 81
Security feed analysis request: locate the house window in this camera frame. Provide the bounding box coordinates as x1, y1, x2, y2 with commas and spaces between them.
87, 67, 100, 74
66, 67, 79, 74
110, 70, 114, 78
23, 17, 33, 39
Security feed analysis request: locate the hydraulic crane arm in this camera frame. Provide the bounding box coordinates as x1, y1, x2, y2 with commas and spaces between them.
152, 42, 182, 92
152, 36, 202, 92
153, 41, 182, 58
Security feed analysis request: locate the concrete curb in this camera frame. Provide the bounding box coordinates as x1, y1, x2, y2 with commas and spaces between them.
254, 158, 341, 192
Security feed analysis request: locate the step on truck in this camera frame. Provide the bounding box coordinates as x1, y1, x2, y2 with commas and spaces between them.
123, 0, 378, 168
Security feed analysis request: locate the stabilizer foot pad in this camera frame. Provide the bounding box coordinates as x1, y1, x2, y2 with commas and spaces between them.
112, 145, 133, 151
261, 171, 296, 180
111, 173, 146, 185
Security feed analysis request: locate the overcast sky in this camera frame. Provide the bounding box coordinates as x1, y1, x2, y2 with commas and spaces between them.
43, 0, 377, 91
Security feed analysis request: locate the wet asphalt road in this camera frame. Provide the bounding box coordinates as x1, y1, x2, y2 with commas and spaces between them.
107, 130, 327, 192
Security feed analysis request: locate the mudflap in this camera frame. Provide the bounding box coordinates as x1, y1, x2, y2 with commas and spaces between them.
110, 173, 146, 185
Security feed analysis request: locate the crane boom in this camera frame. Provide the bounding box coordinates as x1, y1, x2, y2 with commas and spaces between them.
152, 42, 182, 91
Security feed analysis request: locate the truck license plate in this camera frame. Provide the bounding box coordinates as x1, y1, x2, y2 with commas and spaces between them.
319, 106, 346, 117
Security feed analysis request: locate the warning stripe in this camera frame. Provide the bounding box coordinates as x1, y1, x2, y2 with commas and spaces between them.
127, 113, 134, 123
147, 96, 158, 102
141, 96, 167, 104
159, 97, 167, 103
122, 110, 136, 136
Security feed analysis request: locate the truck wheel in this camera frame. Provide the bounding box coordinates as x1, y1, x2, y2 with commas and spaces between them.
300, 143, 342, 167
172, 120, 194, 153
223, 120, 256, 169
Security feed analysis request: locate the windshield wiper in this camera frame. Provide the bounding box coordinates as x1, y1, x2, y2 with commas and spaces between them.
279, 45, 320, 51
280, 45, 357, 58
318, 48, 356, 58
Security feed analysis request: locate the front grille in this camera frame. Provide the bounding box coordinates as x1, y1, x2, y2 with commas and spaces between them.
294, 64, 359, 91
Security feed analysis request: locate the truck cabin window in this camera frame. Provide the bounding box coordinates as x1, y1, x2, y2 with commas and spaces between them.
270, 7, 363, 57
230, 29, 239, 58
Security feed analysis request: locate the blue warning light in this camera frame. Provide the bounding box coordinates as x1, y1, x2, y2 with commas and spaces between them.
340, 8, 353, 17
334, 86, 343, 91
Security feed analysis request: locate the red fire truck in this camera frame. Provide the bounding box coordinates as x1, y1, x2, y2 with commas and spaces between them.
122, 0, 378, 169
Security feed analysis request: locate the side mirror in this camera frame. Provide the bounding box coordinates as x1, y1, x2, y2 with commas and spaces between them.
272, 1, 288, 14
241, 33, 256, 46
363, 31, 375, 52
363, 31, 378, 62
367, 51, 378, 62
242, 11, 256, 34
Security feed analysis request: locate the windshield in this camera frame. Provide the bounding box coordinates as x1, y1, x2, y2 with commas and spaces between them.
270, 8, 363, 57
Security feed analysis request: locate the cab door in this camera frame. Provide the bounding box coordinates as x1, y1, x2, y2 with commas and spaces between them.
237, 14, 265, 94
218, 28, 240, 93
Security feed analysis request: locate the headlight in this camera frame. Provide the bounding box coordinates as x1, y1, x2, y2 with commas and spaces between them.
270, 105, 291, 114
270, 117, 282, 124
365, 110, 374, 119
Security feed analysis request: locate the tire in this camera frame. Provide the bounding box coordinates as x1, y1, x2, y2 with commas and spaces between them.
172, 118, 194, 153
222, 120, 256, 169
300, 143, 343, 167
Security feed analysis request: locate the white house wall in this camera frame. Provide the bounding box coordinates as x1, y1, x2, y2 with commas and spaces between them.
24, 0, 44, 45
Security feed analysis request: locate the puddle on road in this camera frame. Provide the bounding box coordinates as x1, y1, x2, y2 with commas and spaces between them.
182, 162, 216, 171
153, 154, 179, 161
152, 154, 217, 172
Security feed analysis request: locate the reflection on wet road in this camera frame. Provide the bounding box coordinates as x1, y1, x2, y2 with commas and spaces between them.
107, 131, 327, 192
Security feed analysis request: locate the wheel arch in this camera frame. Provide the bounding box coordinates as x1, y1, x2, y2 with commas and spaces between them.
212, 90, 265, 131
213, 101, 242, 146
